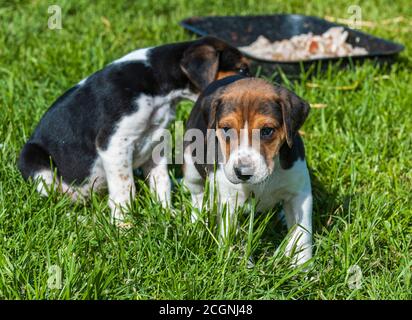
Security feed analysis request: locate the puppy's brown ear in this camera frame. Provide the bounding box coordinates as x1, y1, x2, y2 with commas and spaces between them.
278, 88, 310, 148
181, 45, 219, 90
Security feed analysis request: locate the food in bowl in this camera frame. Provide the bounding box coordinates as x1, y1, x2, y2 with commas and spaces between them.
239, 27, 368, 61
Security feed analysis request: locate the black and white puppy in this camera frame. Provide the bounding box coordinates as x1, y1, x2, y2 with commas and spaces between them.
18, 37, 249, 222
183, 76, 312, 265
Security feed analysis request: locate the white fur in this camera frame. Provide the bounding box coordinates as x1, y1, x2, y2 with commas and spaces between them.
98, 90, 194, 221
34, 157, 107, 200
78, 77, 88, 86
34, 169, 56, 196
113, 47, 152, 64
143, 157, 171, 207
224, 146, 269, 185
221, 126, 269, 185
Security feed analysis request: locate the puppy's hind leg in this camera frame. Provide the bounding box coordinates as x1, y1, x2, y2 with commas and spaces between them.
98, 141, 136, 224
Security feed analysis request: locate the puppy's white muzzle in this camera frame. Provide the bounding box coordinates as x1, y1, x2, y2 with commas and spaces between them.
223, 147, 269, 185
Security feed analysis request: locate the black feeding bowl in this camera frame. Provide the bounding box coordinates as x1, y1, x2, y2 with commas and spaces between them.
180, 14, 404, 78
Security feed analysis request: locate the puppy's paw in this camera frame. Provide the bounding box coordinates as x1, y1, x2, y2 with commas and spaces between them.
109, 201, 126, 225
287, 249, 313, 270
191, 210, 200, 223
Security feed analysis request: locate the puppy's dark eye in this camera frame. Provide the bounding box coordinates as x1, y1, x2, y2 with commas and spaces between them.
260, 127, 274, 139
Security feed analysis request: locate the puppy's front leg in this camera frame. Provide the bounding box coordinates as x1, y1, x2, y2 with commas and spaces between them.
207, 172, 243, 244
283, 188, 313, 266
143, 157, 171, 208
183, 148, 205, 222
218, 197, 238, 244
99, 143, 135, 223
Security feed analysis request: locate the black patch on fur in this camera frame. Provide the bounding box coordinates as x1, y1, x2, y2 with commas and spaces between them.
202, 74, 245, 97
18, 143, 56, 180
279, 134, 305, 170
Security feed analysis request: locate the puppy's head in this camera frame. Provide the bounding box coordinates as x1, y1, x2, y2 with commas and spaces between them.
180, 36, 250, 91
205, 78, 309, 184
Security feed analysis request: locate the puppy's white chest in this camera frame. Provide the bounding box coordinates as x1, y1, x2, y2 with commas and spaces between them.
255, 160, 311, 209
215, 159, 310, 211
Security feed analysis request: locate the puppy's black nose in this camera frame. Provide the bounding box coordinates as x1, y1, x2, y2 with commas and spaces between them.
234, 167, 252, 181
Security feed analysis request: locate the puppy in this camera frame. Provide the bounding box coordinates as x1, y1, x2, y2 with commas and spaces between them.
18, 36, 249, 222
183, 76, 312, 265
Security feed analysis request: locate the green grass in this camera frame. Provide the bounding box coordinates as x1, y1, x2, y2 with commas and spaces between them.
0, 0, 411, 299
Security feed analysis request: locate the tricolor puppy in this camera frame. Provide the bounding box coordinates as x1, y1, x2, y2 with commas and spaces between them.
18, 37, 249, 222
184, 76, 312, 265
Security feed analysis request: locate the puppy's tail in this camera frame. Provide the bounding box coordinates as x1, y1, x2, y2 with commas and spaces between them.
18, 142, 53, 180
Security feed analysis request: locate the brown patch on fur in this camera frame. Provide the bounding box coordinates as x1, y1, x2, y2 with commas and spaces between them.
216, 70, 238, 80
220, 78, 277, 102
216, 113, 243, 161
119, 173, 128, 181
259, 130, 285, 169
249, 113, 280, 129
